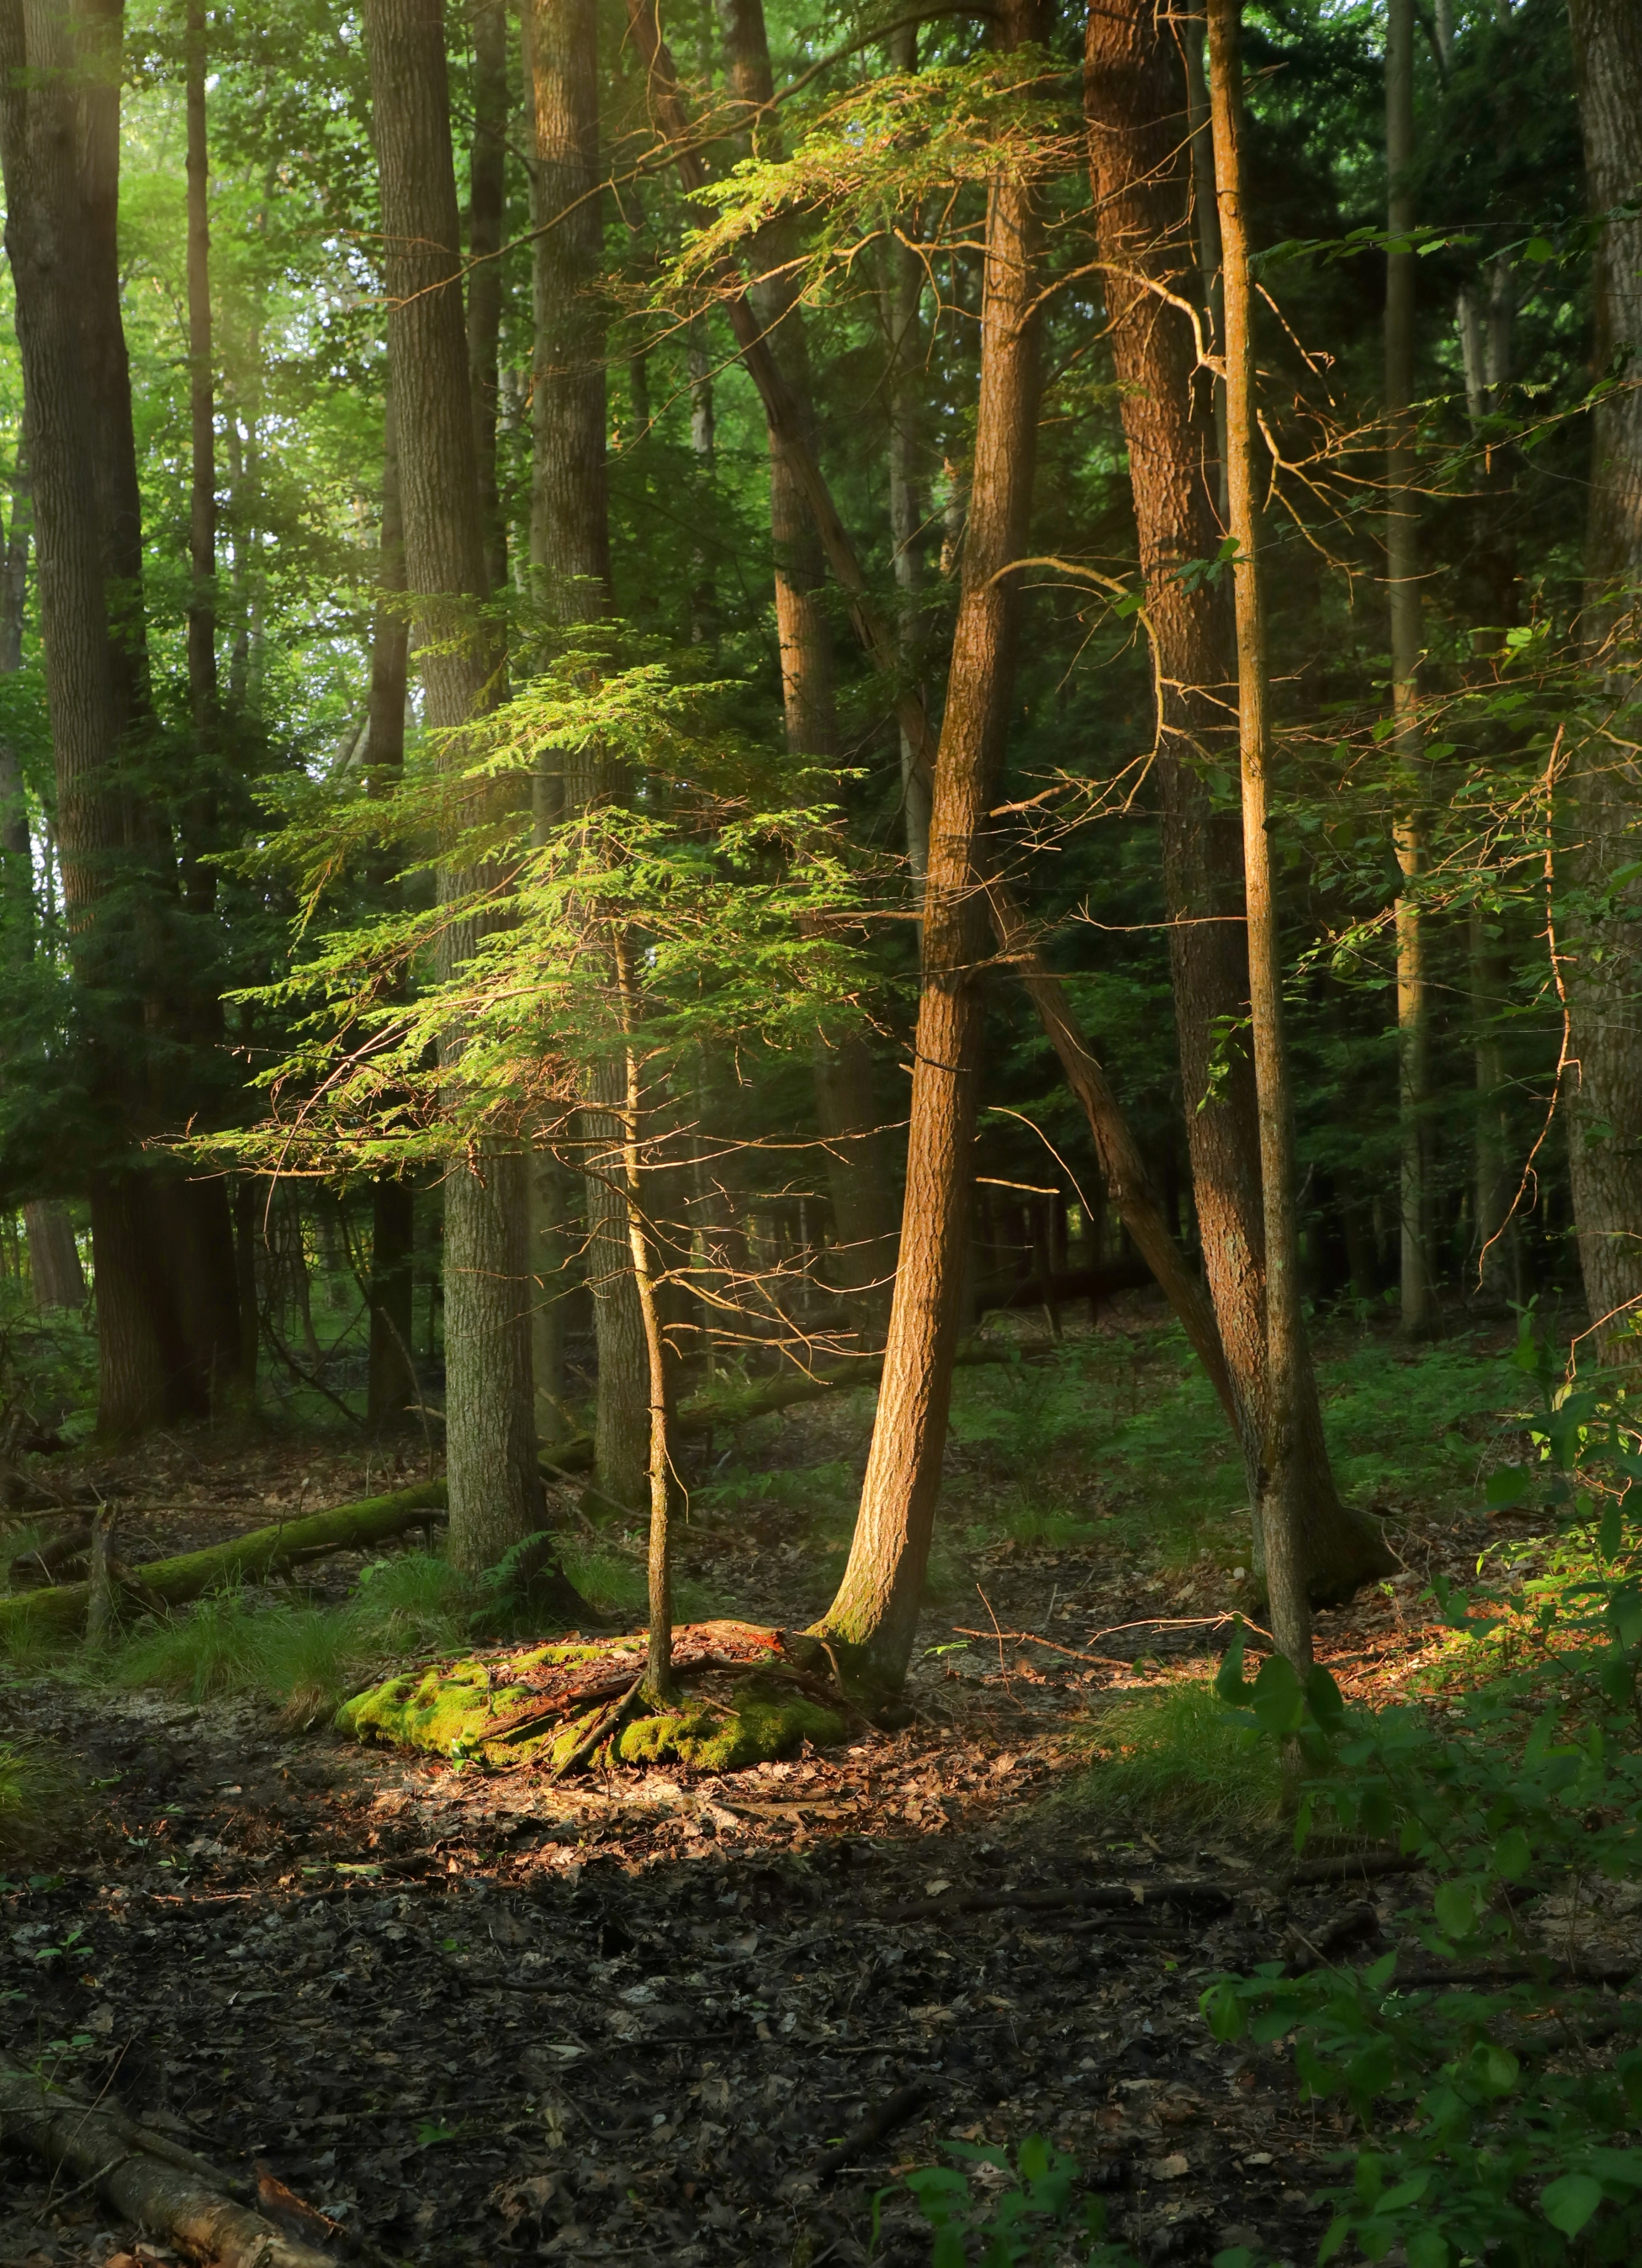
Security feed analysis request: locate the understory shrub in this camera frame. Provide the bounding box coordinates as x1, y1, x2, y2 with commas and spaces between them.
1204, 1324, 1642, 2266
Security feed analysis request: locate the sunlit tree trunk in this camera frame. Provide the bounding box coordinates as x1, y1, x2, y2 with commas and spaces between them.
813, 0, 1048, 1691
1385, 0, 1432, 1335
1207, 0, 1312, 1671
884, 18, 931, 892
1083, 0, 1390, 1597
1565, 0, 1642, 1362
365, 0, 543, 1569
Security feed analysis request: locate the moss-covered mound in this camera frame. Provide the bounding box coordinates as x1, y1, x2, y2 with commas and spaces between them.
335, 1621, 847, 1772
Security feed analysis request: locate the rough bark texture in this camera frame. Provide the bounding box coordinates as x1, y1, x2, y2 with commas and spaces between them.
814, 0, 1047, 1689
1084, 0, 1389, 1599
184, 0, 216, 728
527, 0, 648, 1512
23, 1199, 85, 1308
366, 0, 543, 1569
0, 2066, 334, 2268
885, 19, 933, 891
1565, 0, 1642, 1359
467, 0, 508, 600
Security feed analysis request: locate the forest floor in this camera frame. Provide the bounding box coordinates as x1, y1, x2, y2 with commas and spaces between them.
0, 1297, 1555, 2267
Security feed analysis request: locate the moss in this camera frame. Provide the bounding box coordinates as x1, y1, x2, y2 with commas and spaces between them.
336, 1641, 637, 1758
336, 1652, 844, 1772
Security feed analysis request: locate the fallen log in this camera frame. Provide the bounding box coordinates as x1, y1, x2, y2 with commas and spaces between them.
0, 2064, 335, 2268
0, 1479, 449, 1647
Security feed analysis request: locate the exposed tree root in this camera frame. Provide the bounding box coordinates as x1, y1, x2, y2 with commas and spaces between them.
0, 2063, 336, 2267
337, 1619, 854, 1774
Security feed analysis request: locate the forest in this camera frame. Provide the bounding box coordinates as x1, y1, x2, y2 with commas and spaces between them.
2, 0, 1642, 2260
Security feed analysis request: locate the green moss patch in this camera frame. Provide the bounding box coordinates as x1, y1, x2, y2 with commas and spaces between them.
335, 1626, 845, 1773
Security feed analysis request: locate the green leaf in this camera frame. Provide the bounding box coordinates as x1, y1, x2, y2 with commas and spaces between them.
1433, 1880, 1478, 1938
1486, 1467, 1531, 1509
1492, 1827, 1531, 1881
1600, 1499, 1623, 1562
1540, 2172, 1603, 2234
1406, 2234, 1449, 2268
1523, 235, 1557, 262
416, 2122, 458, 2148
1469, 2041, 1520, 2097
1305, 1663, 1347, 1733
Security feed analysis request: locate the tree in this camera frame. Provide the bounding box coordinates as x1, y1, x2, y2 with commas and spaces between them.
1206, 0, 1313, 1670
363, 0, 543, 1570
813, 0, 1049, 1691
1565, 0, 1642, 1365
1083, 0, 1391, 1597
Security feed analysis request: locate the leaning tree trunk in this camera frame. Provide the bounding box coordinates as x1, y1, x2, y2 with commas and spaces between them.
1208, 0, 1312, 1671
813, 0, 1048, 1692
715, 0, 902, 1343
1565, 0, 1642, 1364
527, 0, 651, 1512
1083, 0, 1390, 1596
365, 0, 543, 1570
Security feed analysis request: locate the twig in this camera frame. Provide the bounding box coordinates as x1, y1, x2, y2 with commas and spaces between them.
951, 1610, 1274, 1666
885, 1879, 1233, 1924
809, 2080, 935, 2183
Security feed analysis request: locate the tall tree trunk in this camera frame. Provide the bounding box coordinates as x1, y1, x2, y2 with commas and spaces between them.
24, 1199, 86, 1309
885, 20, 932, 894
467, 0, 508, 600
1207, 0, 1312, 1672
1083, 0, 1390, 1595
527, 0, 649, 1513
717, 0, 900, 1341
813, 0, 1048, 1691
1564, 0, 1642, 1362
0, 451, 32, 930
365, 0, 543, 1571
184, 0, 215, 732
1385, 0, 1432, 1335
363, 389, 419, 1434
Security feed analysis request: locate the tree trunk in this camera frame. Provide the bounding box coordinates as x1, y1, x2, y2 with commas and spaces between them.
885, 19, 932, 893
717, 0, 901, 1340
365, 0, 543, 1570
813, 0, 1047, 1691
1207, 0, 1311, 1672
1083, 0, 1389, 1597
1385, 0, 1432, 1335
184, 0, 216, 730
1565, 0, 1642, 1362
527, 0, 649, 1512
467, 0, 508, 600
23, 1200, 85, 1309
0, 447, 32, 936
363, 389, 420, 1433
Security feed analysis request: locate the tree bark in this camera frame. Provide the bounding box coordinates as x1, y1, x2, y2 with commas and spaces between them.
23, 1199, 85, 1308
1565, 0, 1642, 1361
1083, 0, 1389, 1599
184, 0, 216, 730
717, 0, 901, 1340
885, 18, 932, 893
526, 0, 649, 1512
1207, 0, 1311, 1671
1385, 0, 1432, 1335
467, 0, 508, 600
365, 0, 543, 1570
813, 0, 1047, 1689
363, 388, 421, 1434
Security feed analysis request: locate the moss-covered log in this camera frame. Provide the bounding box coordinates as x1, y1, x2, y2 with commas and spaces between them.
0, 2063, 335, 2268
338, 1620, 848, 1773
0, 1479, 449, 1648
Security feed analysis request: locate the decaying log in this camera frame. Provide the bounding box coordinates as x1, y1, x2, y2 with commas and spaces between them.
0, 2064, 336, 2268
0, 1479, 450, 1647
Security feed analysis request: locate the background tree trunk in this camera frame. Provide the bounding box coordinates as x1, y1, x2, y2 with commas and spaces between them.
1565, 0, 1642, 1361
365, 0, 542, 1569
467, 0, 507, 600
814, 0, 1047, 1690
527, 0, 649, 1514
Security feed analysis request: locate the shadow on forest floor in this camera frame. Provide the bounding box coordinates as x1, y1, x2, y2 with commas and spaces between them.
0, 1302, 1547, 2264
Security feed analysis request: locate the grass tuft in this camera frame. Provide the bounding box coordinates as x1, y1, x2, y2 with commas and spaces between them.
1071, 1677, 1279, 1834
0, 1738, 77, 1860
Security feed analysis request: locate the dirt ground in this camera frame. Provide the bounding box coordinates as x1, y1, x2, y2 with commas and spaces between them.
0, 1329, 1507, 2268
